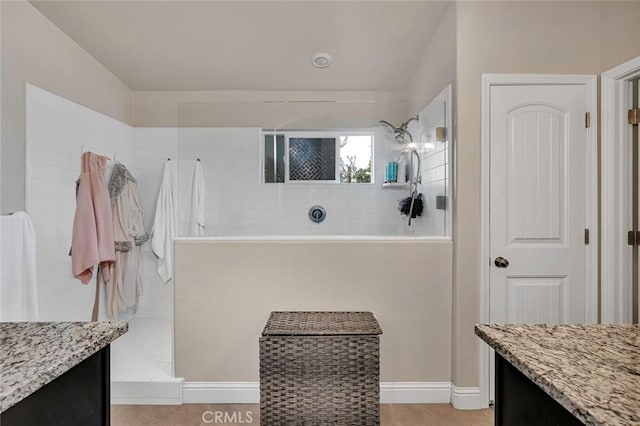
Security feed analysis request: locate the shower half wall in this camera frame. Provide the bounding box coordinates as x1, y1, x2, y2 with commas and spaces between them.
175, 238, 453, 403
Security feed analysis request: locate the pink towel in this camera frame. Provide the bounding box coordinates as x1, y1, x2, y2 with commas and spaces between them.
71, 152, 116, 284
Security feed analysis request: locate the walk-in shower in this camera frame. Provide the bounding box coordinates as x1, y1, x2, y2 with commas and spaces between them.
174, 88, 452, 238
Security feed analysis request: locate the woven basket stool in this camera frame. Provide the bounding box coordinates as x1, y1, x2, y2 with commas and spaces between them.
259, 311, 382, 425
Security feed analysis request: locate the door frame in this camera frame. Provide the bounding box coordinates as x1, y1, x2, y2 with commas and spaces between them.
601, 56, 640, 324
479, 74, 598, 405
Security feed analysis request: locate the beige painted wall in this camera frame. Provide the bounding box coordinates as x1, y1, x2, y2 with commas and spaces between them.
132, 90, 408, 127
600, 1, 640, 72
174, 240, 452, 382
452, 1, 640, 388
0, 0, 132, 214
406, 1, 456, 116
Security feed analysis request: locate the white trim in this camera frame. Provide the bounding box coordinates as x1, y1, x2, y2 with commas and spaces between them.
601, 56, 640, 324
114, 380, 483, 407
380, 382, 451, 404
183, 382, 260, 404
479, 74, 492, 408
183, 381, 460, 405
451, 385, 483, 410
584, 74, 599, 324
111, 379, 184, 405
480, 73, 599, 406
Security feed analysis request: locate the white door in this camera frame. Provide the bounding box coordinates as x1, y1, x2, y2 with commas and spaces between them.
490, 84, 591, 324
488, 82, 596, 399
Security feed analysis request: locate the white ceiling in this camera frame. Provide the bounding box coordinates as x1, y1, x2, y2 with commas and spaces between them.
29, 1, 450, 91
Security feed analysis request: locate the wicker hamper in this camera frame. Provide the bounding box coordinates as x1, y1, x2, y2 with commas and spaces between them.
259, 311, 382, 426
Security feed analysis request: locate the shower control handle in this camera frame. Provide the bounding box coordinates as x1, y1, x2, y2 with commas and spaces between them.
494, 257, 509, 268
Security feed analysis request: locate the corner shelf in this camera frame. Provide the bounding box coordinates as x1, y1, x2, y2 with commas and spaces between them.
382, 182, 409, 189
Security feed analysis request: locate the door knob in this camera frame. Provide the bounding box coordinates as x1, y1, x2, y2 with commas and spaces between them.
494, 257, 509, 268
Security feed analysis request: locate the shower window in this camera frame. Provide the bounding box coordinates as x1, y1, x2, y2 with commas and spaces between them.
263, 130, 373, 184
289, 136, 337, 181
264, 134, 285, 183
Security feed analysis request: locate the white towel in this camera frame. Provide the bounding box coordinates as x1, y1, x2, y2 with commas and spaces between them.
0, 211, 39, 321
151, 161, 178, 284
183, 161, 206, 236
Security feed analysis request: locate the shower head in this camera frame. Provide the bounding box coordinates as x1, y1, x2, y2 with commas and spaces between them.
378, 116, 419, 145
378, 120, 403, 134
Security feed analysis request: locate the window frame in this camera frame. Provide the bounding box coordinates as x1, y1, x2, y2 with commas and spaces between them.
284, 131, 341, 184
261, 129, 374, 184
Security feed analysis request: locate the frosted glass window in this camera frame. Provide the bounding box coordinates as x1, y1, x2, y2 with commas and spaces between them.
288, 137, 337, 181
262, 131, 372, 184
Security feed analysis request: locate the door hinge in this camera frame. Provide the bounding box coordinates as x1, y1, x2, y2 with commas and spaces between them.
629, 108, 640, 125
628, 230, 640, 246
585, 112, 591, 128
584, 228, 590, 245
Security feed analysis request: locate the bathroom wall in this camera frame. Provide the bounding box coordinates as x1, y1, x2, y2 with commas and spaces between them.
25, 84, 133, 321
1, 0, 132, 214
176, 126, 420, 236
131, 124, 447, 237
452, 0, 640, 390
406, 1, 456, 117
24, 85, 173, 383
174, 239, 453, 385
599, 1, 640, 72
407, 88, 451, 238
132, 91, 408, 127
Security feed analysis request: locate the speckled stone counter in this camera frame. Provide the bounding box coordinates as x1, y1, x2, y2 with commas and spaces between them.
0, 321, 127, 413
476, 324, 639, 426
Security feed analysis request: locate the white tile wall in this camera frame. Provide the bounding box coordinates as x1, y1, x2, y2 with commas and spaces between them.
406, 98, 450, 237
168, 126, 431, 236
25, 85, 172, 383
25, 84, 134, 321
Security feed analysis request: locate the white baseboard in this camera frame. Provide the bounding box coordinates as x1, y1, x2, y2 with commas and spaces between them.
113, 380, 488, 409
183, 381, 456, 405
451, 385, 485, 410
183, 382, 260, 404
111, 379, 184, 405
380, 382, 451, 404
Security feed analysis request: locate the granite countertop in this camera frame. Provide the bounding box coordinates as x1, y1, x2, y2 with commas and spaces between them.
476, 324, 639, 426
0, 321, 127, 412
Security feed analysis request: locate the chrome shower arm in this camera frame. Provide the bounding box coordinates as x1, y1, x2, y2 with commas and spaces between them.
378, 116, 419, 145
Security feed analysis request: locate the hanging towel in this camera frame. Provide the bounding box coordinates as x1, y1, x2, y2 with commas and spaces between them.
0, 211, 39, 321
151, 160, 178, 284
183, 160, 206, 236
71, 152, 116, 284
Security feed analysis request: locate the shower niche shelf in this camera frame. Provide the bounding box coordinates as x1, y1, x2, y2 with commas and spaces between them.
382, 182, 409, 189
